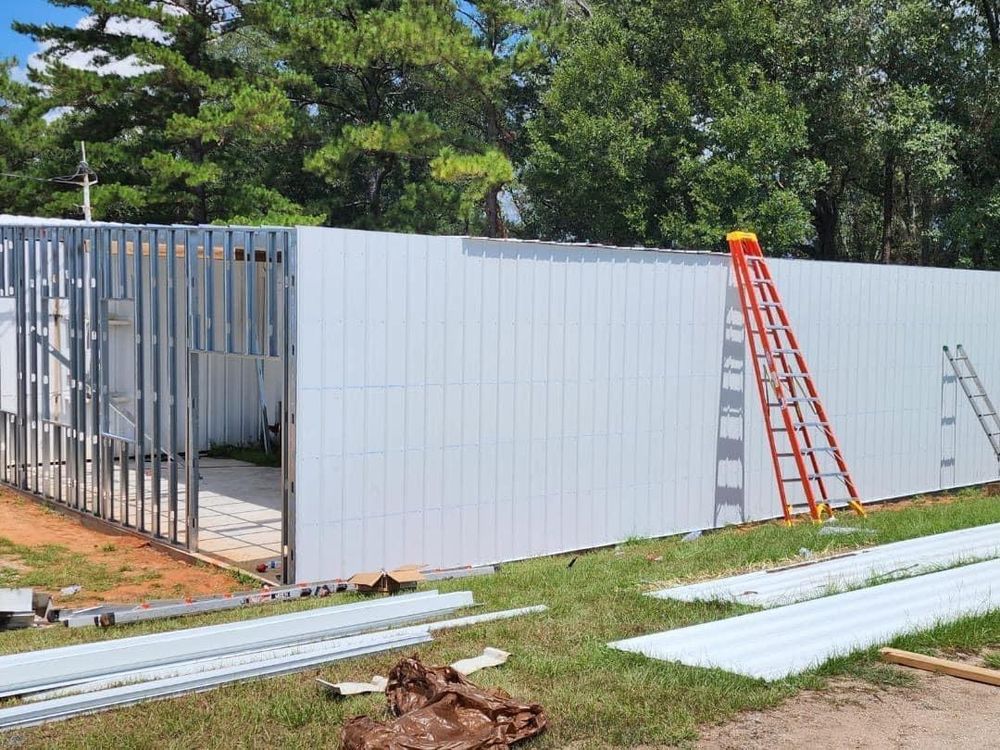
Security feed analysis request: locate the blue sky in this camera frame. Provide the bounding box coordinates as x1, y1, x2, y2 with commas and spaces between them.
1, 1, 85, 66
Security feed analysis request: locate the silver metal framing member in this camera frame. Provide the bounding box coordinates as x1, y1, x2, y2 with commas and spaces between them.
0, 222, 296, 580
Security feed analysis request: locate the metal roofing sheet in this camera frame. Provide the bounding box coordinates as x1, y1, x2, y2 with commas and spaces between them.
610, 558, 1000, 680
649, 522, 1000, 607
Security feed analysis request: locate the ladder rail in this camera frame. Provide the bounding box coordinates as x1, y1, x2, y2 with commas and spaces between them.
748, 264, 832, 501
944, 345, 1000, 458
751, 254, 859, 504
731, 240, 819, 519
727, 231, 863, 520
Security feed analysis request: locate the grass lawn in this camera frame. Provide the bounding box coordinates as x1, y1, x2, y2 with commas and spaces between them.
1, 490, 999, 749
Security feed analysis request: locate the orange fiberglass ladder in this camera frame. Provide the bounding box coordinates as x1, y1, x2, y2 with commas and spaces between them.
726, 231, 865, 523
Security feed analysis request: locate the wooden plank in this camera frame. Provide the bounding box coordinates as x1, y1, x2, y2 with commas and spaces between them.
880, 647, 1000, 687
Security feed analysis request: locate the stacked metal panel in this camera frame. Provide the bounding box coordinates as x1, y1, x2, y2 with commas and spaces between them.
0, 593, 545, 730
649, 522, 1000, 607
610, 558, 1000, 680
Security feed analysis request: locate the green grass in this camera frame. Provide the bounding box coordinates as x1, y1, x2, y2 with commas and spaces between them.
0, 537, 136, 593
204, 443, 281, 468
1, 489, 999, 749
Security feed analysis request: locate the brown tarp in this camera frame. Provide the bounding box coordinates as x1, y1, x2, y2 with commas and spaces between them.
342, 657, 547, 750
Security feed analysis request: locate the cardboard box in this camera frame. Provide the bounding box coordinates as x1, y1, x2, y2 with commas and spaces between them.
348, 567, 425, 594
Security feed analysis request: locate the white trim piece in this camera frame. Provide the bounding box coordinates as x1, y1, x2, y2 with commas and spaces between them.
0, 590, 472, 698
649, 523, 1000, 607
611, 558, 1000, 681
451, 647, 510, 675
0, 629, 432, 730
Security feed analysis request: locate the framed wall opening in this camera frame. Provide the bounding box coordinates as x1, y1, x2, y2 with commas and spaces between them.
0, 222, 297, 583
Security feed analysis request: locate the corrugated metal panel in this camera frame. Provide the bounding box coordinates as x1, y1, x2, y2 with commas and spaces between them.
294, 228, 1000, 580
649, 522, 1000, 606
610, 558, 1000, 680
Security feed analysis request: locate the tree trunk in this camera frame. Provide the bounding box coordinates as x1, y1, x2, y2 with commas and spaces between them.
979, 0, 1000, 48
484, 103, 505, 238
812, 189, 839, 260
880, 153, 895, 264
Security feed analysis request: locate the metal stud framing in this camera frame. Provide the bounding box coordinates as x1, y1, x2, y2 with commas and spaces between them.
0, 223, 296, 580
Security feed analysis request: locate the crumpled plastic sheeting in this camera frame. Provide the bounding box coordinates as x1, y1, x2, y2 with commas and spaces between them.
341, 657, 547, 750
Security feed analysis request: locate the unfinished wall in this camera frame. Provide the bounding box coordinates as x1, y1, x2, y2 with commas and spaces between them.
294, 228, 1000, 579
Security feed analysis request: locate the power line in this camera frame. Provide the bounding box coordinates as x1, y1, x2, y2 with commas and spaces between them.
1, 142, 97, 222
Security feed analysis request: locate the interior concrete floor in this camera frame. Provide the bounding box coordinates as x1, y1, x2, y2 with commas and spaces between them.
194, 457, 282, 566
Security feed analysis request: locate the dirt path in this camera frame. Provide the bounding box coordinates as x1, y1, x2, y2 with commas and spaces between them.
0, 490, 246, 607
698, 670, 1000, 749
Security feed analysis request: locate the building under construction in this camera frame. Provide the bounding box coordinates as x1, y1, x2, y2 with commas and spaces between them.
1, 217, 998, 583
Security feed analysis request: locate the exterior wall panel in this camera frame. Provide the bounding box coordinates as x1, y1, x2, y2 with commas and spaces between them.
294, 227, 1000, 580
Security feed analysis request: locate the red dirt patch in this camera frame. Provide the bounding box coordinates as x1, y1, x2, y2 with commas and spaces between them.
0, 490, 245, 607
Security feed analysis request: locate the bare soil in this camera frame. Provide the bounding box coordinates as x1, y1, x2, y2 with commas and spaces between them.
0, 490, 244, 606
698, 670, 1000, 749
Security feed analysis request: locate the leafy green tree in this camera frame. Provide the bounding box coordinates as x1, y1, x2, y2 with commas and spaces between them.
523, 1, 823, 251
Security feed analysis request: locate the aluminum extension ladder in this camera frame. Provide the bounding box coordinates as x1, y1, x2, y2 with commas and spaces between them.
727, 231, 865, 522
943, 345, 1000, 460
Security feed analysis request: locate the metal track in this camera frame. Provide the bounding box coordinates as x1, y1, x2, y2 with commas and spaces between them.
0, 590, 471, 698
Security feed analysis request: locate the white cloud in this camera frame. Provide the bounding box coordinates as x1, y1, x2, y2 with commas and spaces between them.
26, 12, 172, 81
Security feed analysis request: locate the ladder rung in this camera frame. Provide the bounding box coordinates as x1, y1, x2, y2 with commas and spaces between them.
809, 471, 847, 479
765, 324, 790, 331
752, 279, 774, 286
759, 302, 781, 308
981, 412, 997, 417
801, 446, 835, 454
793, 421, 828, 428
772, 349, 800, 355
784, 397, 819, 403
777, 372, 809, 379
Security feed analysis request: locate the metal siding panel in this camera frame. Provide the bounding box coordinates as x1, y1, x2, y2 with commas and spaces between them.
291, 228, 1000, 581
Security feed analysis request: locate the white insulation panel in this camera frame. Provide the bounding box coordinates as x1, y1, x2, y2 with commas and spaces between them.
649, 522, 1000, 606
611, 558, 1000, 680
294, 228, 1000, 579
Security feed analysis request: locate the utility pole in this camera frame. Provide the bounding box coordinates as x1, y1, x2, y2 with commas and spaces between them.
80, 142, 93, 223
49, 143, 98, 222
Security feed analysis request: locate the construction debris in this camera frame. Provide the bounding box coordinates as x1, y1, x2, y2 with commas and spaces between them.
349, 567, 425, 594
818, 525, 876, 536
342, 657, 546, 750
318, 676, 389, 696
421, 565, 499, 582
451, 647, 511, 676
320, 647, 512, 697
61, 579, 342, 628
880, 648, 1000, 687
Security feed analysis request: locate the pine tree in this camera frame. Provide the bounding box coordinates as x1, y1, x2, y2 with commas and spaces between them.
0, 60, 52, 215
15, 0, 311, 224
253, 0, 517, 232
